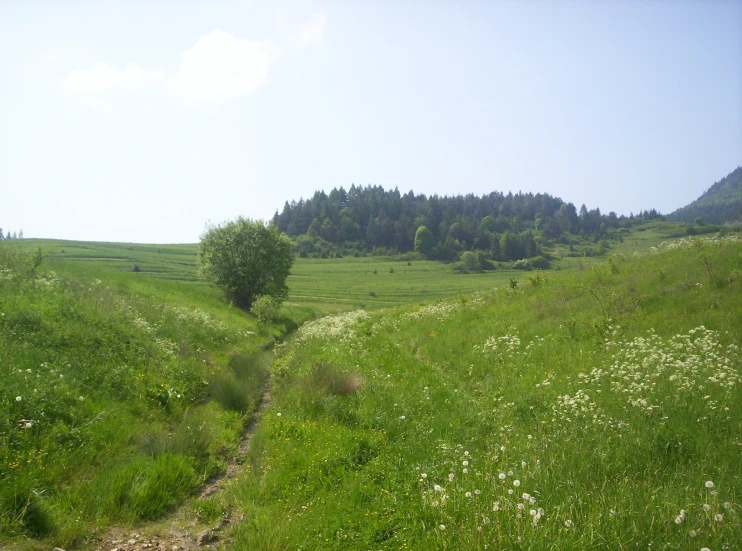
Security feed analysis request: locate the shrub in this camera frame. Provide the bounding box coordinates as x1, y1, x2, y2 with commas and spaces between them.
512, 256, 551, 271
198, 218, 293, 310
251, 295, 281, 322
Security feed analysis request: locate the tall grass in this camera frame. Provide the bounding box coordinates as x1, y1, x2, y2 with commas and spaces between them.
0, 243, 293, 548
210, 352, 269, 413
224, 234, 742, 550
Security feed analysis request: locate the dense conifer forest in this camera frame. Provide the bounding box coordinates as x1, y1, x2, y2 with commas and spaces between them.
272, 186, 662, 260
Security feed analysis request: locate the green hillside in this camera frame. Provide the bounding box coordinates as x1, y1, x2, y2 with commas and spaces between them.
0, 244, 310, 547
2, 229, 741, 550
668, 166, 742, 225
219, 234, 742, 550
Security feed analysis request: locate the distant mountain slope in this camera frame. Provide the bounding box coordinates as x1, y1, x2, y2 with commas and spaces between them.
668, 166, 742, 225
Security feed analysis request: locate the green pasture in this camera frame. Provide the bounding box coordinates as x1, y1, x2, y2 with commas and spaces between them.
15, 239, 525, 313
4, 222, 731, 550
222, 234, 742, 550
285, 257, 517, 311
18, 220, 704, 314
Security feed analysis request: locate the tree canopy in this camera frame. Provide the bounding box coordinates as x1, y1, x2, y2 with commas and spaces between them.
198, 218, 293, 310
272, 184, 663, 259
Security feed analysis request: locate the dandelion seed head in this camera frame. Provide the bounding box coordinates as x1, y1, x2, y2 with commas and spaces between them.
466, 492, 472, 498
517, 503, 525, 510
439, 524, 446, 531
462, 468, 468, 474
15, 396, 21, 402
498, 473, 506, 480
565, 520, 573, 527
714, 513, 723, 522
513, 480, 521, 487
463, 460, 469, 466
705, 480, 714, 488
703, 504, 711, 511
421, 473, 427, 479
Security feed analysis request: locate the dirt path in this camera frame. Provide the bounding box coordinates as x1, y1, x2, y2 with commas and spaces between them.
79, 379, 272, 551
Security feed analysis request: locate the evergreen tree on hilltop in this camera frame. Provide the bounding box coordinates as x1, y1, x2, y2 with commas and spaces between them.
272, 184, 665, 259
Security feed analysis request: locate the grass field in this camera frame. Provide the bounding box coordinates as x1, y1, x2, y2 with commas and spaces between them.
20, 220, 699, 313
4, 223, 739, 549
214, 233, 742, 550
0, 243, 311, 548
15, 239, 530, 312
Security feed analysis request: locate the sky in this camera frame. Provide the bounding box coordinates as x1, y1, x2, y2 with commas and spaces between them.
1, 0, 741, 243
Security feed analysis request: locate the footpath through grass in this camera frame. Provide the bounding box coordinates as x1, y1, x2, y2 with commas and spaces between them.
216, 234, 742, 550
0, 245, 311, 549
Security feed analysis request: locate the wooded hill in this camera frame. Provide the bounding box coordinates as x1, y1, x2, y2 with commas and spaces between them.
272, 186, 661, 260
667, 166, 742, 226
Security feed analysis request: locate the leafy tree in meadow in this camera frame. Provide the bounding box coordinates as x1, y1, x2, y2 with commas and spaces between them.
414, 226, 434, 257
198, 217, 293, 310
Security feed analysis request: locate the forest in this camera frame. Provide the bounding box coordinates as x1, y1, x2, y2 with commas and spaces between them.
272, 185, 662, 260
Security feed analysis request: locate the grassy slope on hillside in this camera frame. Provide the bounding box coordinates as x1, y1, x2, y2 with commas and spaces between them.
0, 245, 309, 548
15, 239, 533, 312
219, 234, 742, 550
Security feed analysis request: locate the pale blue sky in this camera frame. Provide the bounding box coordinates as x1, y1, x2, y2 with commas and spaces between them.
1, 0, 740, 243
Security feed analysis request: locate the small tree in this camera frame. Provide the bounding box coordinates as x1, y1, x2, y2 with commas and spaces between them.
199, 218, 293, 310
414, 226, 434, 257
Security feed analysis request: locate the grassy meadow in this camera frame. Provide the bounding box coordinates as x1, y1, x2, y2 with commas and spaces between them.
0, 243, 310, 547
2, 225, 740, 550
214, 234, 742, 550
18, 239, 527, 312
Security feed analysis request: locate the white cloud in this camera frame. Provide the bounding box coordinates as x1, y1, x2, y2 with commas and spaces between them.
293, 12, 326, 47
169, 30, 276, 104
65, 62, 163, 95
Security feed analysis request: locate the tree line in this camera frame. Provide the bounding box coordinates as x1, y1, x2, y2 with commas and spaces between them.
272, 185, 661, 260
0, 229, 23, 240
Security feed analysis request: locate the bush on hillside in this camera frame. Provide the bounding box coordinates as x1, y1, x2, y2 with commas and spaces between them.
198, 218, 293, 310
